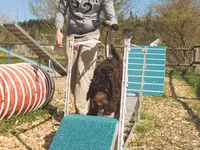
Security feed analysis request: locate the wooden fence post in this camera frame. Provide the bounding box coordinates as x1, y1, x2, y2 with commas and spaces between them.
193, 48, 200, 72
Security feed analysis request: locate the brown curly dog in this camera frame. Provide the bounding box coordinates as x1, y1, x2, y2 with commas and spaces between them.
87, 45, 123, 118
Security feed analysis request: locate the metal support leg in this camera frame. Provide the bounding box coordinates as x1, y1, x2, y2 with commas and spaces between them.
7, 45, 10, 64
49, 59, 57, 79
64, 36, 74, 116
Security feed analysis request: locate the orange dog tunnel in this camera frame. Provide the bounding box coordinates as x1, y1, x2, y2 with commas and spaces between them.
0, 63, 55, 120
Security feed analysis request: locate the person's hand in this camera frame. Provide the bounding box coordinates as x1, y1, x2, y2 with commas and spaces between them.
111, 24, 118, 31
103, 20, 119, 31
56, 29, 64, 48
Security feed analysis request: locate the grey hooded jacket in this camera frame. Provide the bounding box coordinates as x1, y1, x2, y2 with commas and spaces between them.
55, 0, 118, 36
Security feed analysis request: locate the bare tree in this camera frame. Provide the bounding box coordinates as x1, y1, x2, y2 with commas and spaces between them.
0, 10, 17, 42
29, 0, 57, 20
150, 0, 200, 66
115, 0, 140, 17
152, 0, 200, 48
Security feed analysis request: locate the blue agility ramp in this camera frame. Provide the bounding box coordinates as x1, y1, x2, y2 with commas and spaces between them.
50, 114, 118, 150
127, 46, 166, 96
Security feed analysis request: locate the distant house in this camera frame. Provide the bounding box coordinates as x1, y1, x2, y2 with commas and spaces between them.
150, 38, 162, 46
138, 39, 156, 46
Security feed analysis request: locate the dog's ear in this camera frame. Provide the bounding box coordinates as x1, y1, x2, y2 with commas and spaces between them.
86, 96, 90, 101
86, 92, 91, 101
108, 103, 116, 112
104, 103, 116, 116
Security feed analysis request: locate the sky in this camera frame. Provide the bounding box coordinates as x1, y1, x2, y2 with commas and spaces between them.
0, 0, 36, 22
0, 0, 154, 22
136, 0, 155, 14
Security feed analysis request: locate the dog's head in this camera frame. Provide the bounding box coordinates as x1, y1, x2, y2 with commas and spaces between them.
90, 91, 109, 111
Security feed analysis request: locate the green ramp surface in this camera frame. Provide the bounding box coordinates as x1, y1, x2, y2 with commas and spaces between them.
50, 114, 118, 150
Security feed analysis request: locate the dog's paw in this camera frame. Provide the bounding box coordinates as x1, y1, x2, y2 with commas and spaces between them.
97, 109, 104, 116
87, 109, 98, 116
104, 112, 115, 118
103, 110, 114, 116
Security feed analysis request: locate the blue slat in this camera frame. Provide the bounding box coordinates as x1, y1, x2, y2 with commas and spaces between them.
128, 64, 165, 71
128, 70, 165, 77
131, 45, 165, 49
129, 53, 166, 59
128, 76, 164, 84
130, 49, 166, 54
128, 59, 165, 65
127, 83, 164, 91
146, 59, 165, 65
127, 89, 164, 96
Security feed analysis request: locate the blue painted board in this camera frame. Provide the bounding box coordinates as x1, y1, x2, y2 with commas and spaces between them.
129, 53, 166, 59
128, 64, 165, 71
128, 59, 165, 65
127, 83, 164, 91
128, 70, 165, 77
130, 49, 166, 54
128, 76, 164, 84
127, 89, 164, 96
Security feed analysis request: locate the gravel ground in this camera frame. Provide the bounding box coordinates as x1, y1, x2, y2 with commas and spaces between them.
0, 76, 200, 150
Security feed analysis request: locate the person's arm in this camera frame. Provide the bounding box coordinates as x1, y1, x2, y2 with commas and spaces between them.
102, 0, 118, 31
55, 0, 68, 47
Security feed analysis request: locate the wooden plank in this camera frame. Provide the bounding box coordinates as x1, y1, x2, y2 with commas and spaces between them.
193, 61, 200, 64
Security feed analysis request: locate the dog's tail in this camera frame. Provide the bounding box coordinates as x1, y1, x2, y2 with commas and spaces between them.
111, 45, 122, 61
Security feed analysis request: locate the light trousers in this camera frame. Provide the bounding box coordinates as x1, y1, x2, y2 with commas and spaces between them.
65, 35, 100, 114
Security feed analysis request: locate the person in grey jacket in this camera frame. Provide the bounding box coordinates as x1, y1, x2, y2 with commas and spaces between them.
55, 0, 118, 115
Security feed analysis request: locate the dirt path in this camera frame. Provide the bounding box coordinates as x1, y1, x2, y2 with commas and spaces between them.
128, 75, 200, 150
